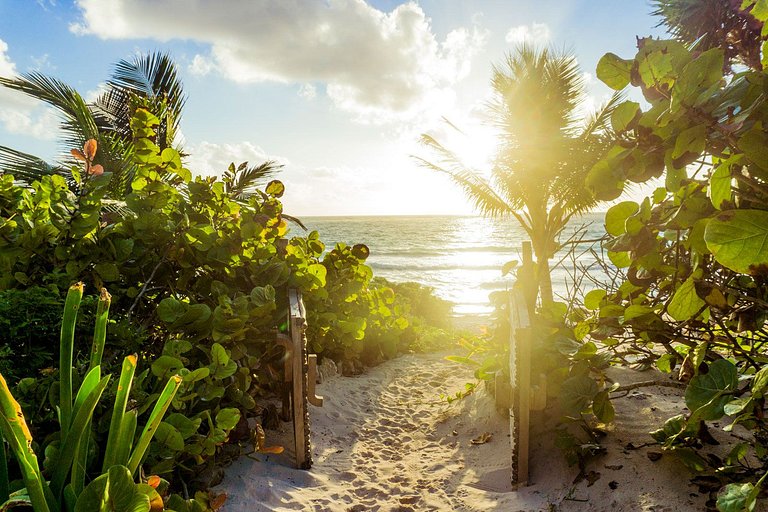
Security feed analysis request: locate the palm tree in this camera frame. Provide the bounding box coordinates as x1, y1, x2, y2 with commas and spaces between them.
651, 0, 764, 70
0, 52, 280, 198
416, 45, 621, 305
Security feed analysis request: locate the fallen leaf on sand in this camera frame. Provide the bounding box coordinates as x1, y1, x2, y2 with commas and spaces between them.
471, 432, 492, 445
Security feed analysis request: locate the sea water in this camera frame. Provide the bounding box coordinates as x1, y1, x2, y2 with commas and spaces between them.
299, 213, 607, 320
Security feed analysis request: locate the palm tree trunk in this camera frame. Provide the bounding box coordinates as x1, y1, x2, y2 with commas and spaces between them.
537, 256, 554, 306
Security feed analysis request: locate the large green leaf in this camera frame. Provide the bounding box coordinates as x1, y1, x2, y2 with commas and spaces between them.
716, 482, 757, 512
605, 201, 639, 236
667, 277, 705, 321
685, 359, 737, 421
610, 101, 640, 133
705, 210, 768, 275
560, 375, 598, 416
75, 465, 150, 512
596, 52, 632, 90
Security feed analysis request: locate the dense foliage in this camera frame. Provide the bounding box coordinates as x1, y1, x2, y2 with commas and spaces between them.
0, 92, 453, 508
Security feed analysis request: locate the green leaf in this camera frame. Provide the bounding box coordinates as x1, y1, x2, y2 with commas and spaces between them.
164, 414, 201, 439
154, 422, 185, 451
672, 125, 707, 160
656, 354, 675, 373
265, 180, 285, 198
716, 482, 756, 512
75, 465, 150, 512
710, 159, 736, 210
592, 391, 615, 423
605, 201, 639, 236
668, 277, 705, 321
156, 298, 187, 324
150, 356, 183, 378
624, 304, 654, 320
215, 408, 241, 431
752, 365, 768, 397
685, 359, 738, 420
610, 101, 640, 132
596, 52, 632, 90
705, 210, 768, 275
560, 375, 599, 416
583, 289, 607, 310
501, 260, 518, 276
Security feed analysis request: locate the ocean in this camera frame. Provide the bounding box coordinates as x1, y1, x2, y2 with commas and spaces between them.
299, 213, 607, 320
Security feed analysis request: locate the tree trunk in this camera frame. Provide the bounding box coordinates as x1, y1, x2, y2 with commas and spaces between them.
537, 256, 554, 306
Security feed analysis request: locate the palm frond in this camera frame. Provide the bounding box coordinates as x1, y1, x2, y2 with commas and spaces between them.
0, 73, 99, 148
101, 51, 186, 149
224, 161, 283, 200
580, 91, 625, 139
415, 134, 512, 217
0, 146, 67, 182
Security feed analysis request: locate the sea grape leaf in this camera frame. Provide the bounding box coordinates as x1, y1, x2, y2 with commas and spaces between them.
610, 101, 640, 133
592, 391, 615, 423
685, 359, 738, 420
95, 262, 120, 282
709, 159, 735, 210
265, 180, 285, 197
596, 53, 632, 90
672, 125, 707, 160
668, 276, 705, 321
605, 201, 639, 236
583, 289, 607, 310
705, 210, 768, 275
560, 375, 599, 416
151, 356, 183, 378
157, 298, 187, 324
752, 365, 768, 397
215, 408, 241, 431
716, 482, 757, 512
164, 413, 202, 439
656, 354, 675, 373
154, 422, 185, 451
723, 397, 752, 417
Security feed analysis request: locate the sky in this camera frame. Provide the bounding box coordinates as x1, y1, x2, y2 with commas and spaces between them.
0, 0, 667, 216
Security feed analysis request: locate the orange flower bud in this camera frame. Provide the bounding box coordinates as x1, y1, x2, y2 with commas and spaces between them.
71, 149, 87, 161
89, 164, 104, 176
83, 139, 97, 160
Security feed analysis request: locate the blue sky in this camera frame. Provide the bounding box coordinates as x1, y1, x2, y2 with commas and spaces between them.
0, 1, 666, 215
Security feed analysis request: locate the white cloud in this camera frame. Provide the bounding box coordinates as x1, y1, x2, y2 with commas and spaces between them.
189, 54, 215, 76
505, 22, 551, 45
71, 0, 486, 121
298, 84, 317, 100
185, 141, 289, 178
0, 39, 58, 140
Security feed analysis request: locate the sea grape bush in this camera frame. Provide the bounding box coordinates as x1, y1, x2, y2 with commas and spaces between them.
578, 4, 768, 508
0, 98, 452, 499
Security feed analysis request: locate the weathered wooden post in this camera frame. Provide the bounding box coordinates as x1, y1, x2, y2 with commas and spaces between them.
509, 240, 544, 487
276, 289, 323, 469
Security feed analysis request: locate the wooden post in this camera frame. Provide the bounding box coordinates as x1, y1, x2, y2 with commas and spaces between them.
509, 288, 532, 487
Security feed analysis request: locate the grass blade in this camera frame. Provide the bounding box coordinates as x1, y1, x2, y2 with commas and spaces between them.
60, 282, 84, 440
127, 375, 182, 476
102, 355, 137, 471
89, 288, 111, 371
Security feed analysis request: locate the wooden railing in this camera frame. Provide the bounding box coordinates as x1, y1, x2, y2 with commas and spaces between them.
276, 289, 324, 469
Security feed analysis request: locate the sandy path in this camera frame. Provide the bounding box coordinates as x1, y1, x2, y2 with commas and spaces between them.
218, 351, 557, 511
216, 351, 739, 511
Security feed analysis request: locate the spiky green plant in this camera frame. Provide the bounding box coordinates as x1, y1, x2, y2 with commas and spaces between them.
0, 283, 182, 511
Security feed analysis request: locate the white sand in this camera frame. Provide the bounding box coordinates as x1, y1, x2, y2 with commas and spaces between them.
216, 351, 754, 511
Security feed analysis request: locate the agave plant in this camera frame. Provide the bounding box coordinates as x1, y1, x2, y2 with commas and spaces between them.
0, 283, 182, 511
